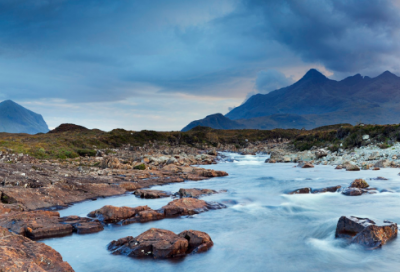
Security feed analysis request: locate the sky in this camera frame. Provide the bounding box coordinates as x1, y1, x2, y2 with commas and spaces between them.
1, 0, 400, 131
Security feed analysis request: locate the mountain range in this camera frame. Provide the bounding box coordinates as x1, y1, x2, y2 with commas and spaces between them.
0, 100, 49, 134
182, 69, 400, 131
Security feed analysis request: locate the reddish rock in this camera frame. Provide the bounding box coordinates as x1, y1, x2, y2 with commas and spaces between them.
178, 188, 217, 198
162, 198, 226, 217
87, 205, 150, 223
350, 179, 369, 188
108, 228, 213, 259
0, 226, 74, 271
373, 167, 380, 171
59, 216, 104, 234
297, 162, 314, 168
335, 216, 397, 249
178, 230, 213, 253
335, 165, 343, 170
0, 211, 73, 239
0, 203, 25, 215
134, 189, 171, 198
289, 187, 311, 194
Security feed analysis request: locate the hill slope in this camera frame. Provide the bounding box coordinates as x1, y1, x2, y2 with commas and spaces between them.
182, 113, 245, 132
182, 69, 400, 131
0, 100, 49, 134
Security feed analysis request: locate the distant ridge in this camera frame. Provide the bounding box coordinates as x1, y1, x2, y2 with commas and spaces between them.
0, 100, 49, 134
182, 113, 245, 132
182, 69, 400, 131
49, 123, 89, 133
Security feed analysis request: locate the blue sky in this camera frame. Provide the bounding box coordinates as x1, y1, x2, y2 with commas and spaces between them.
2, 0, 400, 130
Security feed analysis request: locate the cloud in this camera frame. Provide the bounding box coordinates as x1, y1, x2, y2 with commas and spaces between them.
255, 70, 294, 94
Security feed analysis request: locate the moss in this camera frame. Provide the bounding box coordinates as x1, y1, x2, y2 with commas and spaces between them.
134, 163, 146, 170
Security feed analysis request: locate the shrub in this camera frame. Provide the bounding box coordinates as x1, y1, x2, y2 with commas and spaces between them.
133, 163, 146, 170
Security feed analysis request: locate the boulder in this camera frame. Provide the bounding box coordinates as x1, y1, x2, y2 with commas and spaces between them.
289, 187, 311, 194
162, 198, 226, 217
87, 205, 150, 223
178, 188, 217, 198
373, 167, 380, 171
346, 164, 360, 171
312, 185, 341, 194
134, 189, 171, 199
335, 165, 343, 170
342, 188, 363, 196
0, 226, 74, 271
374, 160, 391, 168
350, 179, 369, 188
108, 228, 212, 259
315, 149, 328, 159
59, 216, 104, 234
335, 216, 397, 249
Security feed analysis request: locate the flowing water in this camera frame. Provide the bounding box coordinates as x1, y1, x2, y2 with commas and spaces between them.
42, 153, 400, 272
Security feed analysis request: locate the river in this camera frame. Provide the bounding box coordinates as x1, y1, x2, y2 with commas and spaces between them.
42, 153, 400, 272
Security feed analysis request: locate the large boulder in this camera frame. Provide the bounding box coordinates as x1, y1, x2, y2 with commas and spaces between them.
108, 228, 213, 259
162, 198, 226, 217
350, 179, 369, 188
335, 216, 397, 249
178, 188, 217, 198
0, 226, 74, 271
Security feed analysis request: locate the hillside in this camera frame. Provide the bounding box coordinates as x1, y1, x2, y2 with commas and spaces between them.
0, 100, 49, 134
182, 69, 400, 131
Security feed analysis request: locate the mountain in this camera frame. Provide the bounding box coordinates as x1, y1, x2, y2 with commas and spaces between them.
182, 113, 245, 132
182, 69, 400, 131
0, 100, 49, 134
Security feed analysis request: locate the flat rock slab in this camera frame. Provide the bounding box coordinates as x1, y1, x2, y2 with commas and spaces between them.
108, 228, 213, 259
162, 198, 226, 217
0, 226, 74, 271
335, 216, 398, 249
134, 189, 171, 198
87, 205, 151, 223
178, 188, 218, 198
59, 215, 104, 234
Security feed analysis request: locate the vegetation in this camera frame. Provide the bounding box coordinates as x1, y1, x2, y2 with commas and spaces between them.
1, 123, 400, 159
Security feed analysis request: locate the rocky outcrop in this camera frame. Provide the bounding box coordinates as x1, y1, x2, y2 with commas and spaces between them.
335, 216, 398, 249
87, 205, 152, 223
161, 198, 226, 217
59, 216, 104, 234
133, 189, 171, 198
178, 188, 218, 198
0, 226, 74, 271
108, 228, 213, 259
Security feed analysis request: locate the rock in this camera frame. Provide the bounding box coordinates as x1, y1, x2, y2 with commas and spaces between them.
178, 188, 217, 198
362, 135, 370, 140
297, 162, 314, 168
373, 167, 380, 171
108, 228, 212, 259
0, 203, 25, 215
289, 187, 311, 194
283, 156, 291, 162
162, 198, 225, 217
0, 226, 74, 271
87, 205, 151, 223
335, 216, 397, 249
374, 160, 391, 168
315, 149, 328, 159
312, 185, 341, 194
372, 176, 388, 180
178, 230, 214, 253
335, 165, 343, 170
59, 216, 104, 234
268, 159, 276, 163
381, 189, 395, 193
342, 188, 364, 196
350, 179, 369, 188
134, 189, 171, 198
346, 164, 360, 171
0, 211, 73, 239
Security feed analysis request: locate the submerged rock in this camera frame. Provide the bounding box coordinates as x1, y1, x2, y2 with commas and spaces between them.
108, 228, 212, 259
342, 188, 363, 196
335, 216, 397, 249
0, 226, 74, 271
289, 186, 341, 194
178, 188, 218, 198
162, 198, 226, 217
297, 162, 314, 168
134, 189, 171, 199
372, 177, 388, 180
289, 187, 311, 194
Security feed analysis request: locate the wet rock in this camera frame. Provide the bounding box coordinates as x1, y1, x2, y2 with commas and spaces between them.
373, 167, 380, 171
312, 185, 341, 194
134, 189, 171, 199
162, 198, 226, 217
0, 210, 73, 239
0, 226, 74, 271
372, 177, 388, 180
335, 165, 343, 170
297, 162, 314, 168
178, 230, 214, 253
342, 188, 364, 196
350, 179, 369, 188
289, 187, 311, 194
87, 205, 151, 223
178, 188, 218, 198
59, 216, 104, 234
108, 228, 212, 259
381, 189, 395, 193
335, 216, 397, 249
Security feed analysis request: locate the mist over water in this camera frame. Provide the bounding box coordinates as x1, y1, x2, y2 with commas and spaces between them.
42, 153, 400, 272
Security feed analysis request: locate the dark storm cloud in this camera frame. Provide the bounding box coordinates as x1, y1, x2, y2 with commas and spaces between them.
0, 0, 399, 104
